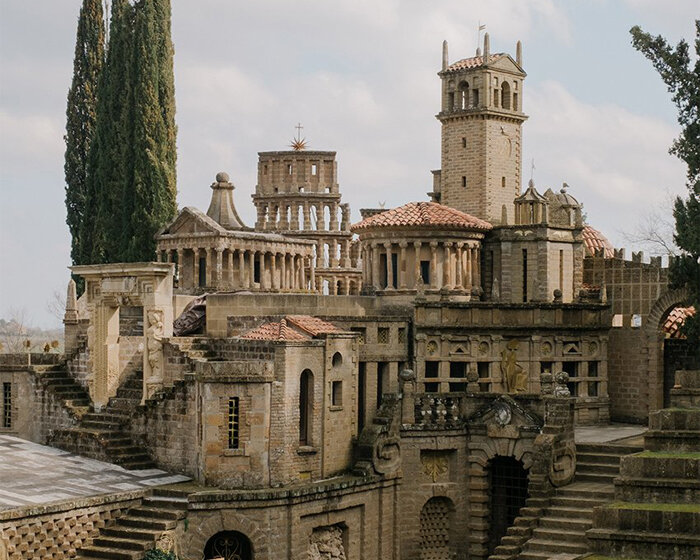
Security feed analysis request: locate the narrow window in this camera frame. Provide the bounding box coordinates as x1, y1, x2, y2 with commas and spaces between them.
199, 257, 207, 287
501, 176, 506, 188
513, 93, 519, 111
358, 362, 366, 432
391, 253, 398, 288
263, 164, 268, 175
2, 382, 11, 429
420, 260, 431, 285
449, 362, 466, 378
424, 382, 439, 392
462, 137, 467, 148
227, 397, 239, 449
448, 92, 455, 111
425, 361, 440, 378
398, 327, 406, 344
472, 89, 479, 106
522, 249, 528, 302
254, 258, 261, 283
299, 370, 314, 445
478, 362, 490, 392
377, 362, 389, 408
287, 163, 293, 175
332, 381, 343, 406
462, 176, 467, 188
377, 327, 390, 344
559, 250, 564, 293
311, 163, 317, 176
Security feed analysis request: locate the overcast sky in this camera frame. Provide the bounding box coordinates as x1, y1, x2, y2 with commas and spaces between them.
0, 1, 696, 328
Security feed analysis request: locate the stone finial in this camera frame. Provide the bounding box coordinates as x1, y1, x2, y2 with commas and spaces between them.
64, 278, 78, 324
553, 289, 562, 303
442, 40, 449, 71
206, 172, 247, 230
516, 40, 522, 66
483, 32, 490, 61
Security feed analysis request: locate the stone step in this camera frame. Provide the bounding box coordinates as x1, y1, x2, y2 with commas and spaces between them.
117, 515, 177, 532
575, 461, 619, 475
544, 506, 594, 519
102, 526, 159, 542
92, 536, 151, 551
555, 485, 613, 501
644, 429, 700, 452
577, 442, 644, 455
143, 495, 189, 509
576, 451, 622, 466
127, 506, 184, 521
538, 516, 592, 531
75, 545, 142, 560
531, 527, 587, 545
573, 472, 617, 484
521, 538, 588, 554
550, 495, 607, 508
614, 477, 700, 503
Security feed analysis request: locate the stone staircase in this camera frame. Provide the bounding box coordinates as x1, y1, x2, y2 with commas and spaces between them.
48, 370, 157, 470
75, 487, 189, 560
517, 442, 641, 560
38, 365, 91, 418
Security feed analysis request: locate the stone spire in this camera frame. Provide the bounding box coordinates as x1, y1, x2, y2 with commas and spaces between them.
206, 172, 246, 230
64, 278, 78, 324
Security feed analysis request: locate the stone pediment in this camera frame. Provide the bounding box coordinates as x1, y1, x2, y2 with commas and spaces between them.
158, 207, 226, 237
468, 395, 543, 431
488, 54, 525, 75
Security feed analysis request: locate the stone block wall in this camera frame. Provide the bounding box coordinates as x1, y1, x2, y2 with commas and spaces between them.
66, 349, 89, 393
0, 491, 145, 560
607, 327, 648, 423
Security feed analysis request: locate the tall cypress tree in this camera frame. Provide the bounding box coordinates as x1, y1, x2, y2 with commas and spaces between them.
64, 0, 105, 266
89, 0, 136, 263
125, 0, 178, 261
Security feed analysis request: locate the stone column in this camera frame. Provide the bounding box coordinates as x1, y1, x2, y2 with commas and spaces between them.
330, 275, 338, 295
238, 250, 245, 288
372, 243, 381, 289
341, 204, 350, 231
315, 203, 324, 230
330, 203, 339, 231
310, 254, 316, 291
271, 252, 278, 290
259, 252, 267, 290
256, 205, 265, 229
303, 202, 311, 230
472, 247, 481, 290
384, 242, 393, 290
193, 249, 200, 288
300, 255, 307, 290
443, 243, 453, 289
413, 241, 422, 289
215, 247, 223, 288
176, 249, 184, 286
399, 242, 407, 289
280, 253, 287, 290
465, 245, 473, 293
430, 242, 439, 289
227, 250, 234, 287
343, 239, 351, 268
456, 242, 464, 291
249, 251, 256, 288
291, 205, 299, 230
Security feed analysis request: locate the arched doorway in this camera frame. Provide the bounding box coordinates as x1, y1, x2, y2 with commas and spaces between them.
487, 456, 529, 555
204, 531, 252, 560
419, 496, 455, 559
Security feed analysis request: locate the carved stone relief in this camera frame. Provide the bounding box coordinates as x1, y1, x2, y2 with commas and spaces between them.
500, 340, 528, 393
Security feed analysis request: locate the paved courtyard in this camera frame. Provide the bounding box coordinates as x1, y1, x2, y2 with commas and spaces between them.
0, 435, 189, 510
574, 423, 646, 445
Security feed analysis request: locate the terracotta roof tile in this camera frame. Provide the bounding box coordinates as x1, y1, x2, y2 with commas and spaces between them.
444, 53, 506, 73
663, 306, 696, 339
240, 315, 342, 342
351, 202, 491, 232
582, 225, 614, 258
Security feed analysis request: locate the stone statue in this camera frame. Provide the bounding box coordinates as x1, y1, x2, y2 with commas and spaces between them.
500, 340, 528, 393
146, 309, 164, 379
553, 371, 571, 397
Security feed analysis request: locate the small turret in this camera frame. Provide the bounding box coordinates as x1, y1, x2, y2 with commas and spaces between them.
483, 32, 490, 62
206, 172, 246, 230
516, 40, 522, 66
442, 40, 448, 71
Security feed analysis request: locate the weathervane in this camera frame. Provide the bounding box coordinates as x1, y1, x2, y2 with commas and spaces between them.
530, 158, 536, 182
477, 22, 486, 49
290, 122, 307, 151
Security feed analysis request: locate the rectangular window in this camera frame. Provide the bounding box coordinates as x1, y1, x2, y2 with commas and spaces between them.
377, 362, 389, 408
462, 176, 467, 188
420, 260, 431, 284
227, 397, 239, 449
2, 383, 11, 429
588, 382, 598, 397
424, 382, 439, 392
522, 249, 528, 302
287, 163, 293, 175
311, 163, 317, 176
332, 381, 343, 406
425, 361, 440, 378
358, 362, 366, 432
501, 176, 506, 188
351, 327, 366, 344
472, 89, 479, 106
391, 253, 398, 288
448, 92, 455, 111
377, 327, 390, 344
513, 93, 518, 111
449, 362, 466, 378
462, 137, 467, 148
199, 257, 207, 287
398, 327, 406, 344
588, 362, 599, 377
540, 361, 553, 373
254, 258, 261, 283
449, 382, 466, 392
478, 362, 490, 391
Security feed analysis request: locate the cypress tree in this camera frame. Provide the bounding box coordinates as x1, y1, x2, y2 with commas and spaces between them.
125, 0, 178, 261
64, 0, 105, 266
89, 0, 136, 263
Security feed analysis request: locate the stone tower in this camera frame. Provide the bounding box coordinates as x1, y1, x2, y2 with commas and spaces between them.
431, 34, 527, 225
251, 144, 361, 294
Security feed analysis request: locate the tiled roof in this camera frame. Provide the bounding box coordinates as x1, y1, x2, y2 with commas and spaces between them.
351, 202, 492, 232
444, 53, 506, 73
663, 306, 696, 339
582, 225, 614, 258
240, 315, 341, 342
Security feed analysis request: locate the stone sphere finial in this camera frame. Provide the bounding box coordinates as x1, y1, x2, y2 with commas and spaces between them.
215, 171, 230, 183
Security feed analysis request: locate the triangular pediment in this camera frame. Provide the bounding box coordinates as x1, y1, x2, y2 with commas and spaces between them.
488, 54, 525, 76
158, 207, 226, 237
468, 394, 543, 429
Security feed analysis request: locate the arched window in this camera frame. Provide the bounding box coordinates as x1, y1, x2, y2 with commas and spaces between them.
458, 81, 469, 109
299, 369, 314, 445
332, 352, 343, 367
204, 530, 252, 560
501, 81, 512, 110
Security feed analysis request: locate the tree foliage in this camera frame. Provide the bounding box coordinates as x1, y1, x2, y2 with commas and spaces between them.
64, 0, 105, 266
631, 22, 700, 342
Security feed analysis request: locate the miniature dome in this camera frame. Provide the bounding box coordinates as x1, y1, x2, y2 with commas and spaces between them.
553, 184, 580, 207
582, 225, 614, 258
351, 202, 492, 232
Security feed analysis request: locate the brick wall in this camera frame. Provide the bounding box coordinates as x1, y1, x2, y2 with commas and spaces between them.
0, 491, 145, 560
607, 328, 648, 423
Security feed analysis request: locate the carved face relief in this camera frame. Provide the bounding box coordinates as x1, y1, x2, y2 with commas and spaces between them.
541, 341, 553, 356
493, 401, 512, 426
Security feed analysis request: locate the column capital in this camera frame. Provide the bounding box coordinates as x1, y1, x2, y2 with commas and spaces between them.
383, 241, 392, 250
429, 241, 439, 249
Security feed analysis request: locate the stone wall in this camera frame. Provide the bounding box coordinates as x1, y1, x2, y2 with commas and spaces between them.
66, 348, 89, 393
607, 327, 649, 423
0, 491, 145, 560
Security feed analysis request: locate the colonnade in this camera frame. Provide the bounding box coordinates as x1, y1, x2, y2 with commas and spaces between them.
360, 239, 481, 293
313, 238, 360, 269
159, 247, 314, 292
254, 201, 350, 233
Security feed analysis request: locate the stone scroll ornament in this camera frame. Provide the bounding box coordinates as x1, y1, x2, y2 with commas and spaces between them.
353, 394, 401, 476
500, 340, 528, 393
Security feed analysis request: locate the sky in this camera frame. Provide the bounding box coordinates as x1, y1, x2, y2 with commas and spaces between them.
0, 0, 696, 328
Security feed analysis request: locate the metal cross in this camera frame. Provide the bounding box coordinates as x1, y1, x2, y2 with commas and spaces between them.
530, 158, 536, 181
295, 122, 304, 141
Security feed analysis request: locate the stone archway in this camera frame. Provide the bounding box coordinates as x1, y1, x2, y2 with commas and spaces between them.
419, 496, 455, 560
204, 531, 253, 560
185, 511, 268, 560
644, 287, 691, 413
467, 436, 534, 560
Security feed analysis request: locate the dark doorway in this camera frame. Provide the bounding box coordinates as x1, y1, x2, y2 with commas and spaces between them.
488, 456, 529, 555
204, 530, 252, 560
663, 338, 700, 407
199, 256, 207, 287
358, 362, 366, 432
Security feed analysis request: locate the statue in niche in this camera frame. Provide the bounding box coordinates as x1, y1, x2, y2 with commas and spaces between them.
146, 309, 164, 380
500, 340, 528, 393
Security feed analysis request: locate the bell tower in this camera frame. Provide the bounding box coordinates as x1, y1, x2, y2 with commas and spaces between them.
431, 34, 527, 225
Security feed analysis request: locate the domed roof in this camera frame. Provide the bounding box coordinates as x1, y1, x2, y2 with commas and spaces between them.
583, 225, 614, 258
351, 202, 492, 232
